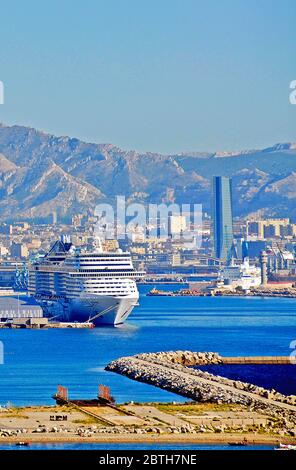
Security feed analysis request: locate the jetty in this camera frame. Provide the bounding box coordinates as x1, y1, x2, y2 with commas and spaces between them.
222, 356, 292, 365
106, 351, 296, 424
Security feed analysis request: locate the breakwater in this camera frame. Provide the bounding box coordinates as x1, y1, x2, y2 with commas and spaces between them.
135, 351, 223, 366
106, 351, 296, 425
133, 351, 292, 366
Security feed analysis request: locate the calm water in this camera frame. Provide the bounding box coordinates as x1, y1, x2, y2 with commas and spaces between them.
0, 286, 295, 406
199, 364, 296, 395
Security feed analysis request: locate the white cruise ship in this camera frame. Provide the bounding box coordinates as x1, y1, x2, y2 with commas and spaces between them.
28, 237, 144, 326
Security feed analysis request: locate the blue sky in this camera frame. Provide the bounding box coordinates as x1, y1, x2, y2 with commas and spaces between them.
0, 0, 295, 153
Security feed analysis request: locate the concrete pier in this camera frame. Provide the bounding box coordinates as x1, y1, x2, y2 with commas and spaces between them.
222, 356, 291, 365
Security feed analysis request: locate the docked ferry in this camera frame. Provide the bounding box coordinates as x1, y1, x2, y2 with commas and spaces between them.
217, 258, 261, 291
28, 237, 144, 326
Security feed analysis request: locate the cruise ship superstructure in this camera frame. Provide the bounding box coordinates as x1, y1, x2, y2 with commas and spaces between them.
28, 237, 144, 326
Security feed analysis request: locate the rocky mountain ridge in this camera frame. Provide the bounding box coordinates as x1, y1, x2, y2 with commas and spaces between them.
0, 123, 295, 222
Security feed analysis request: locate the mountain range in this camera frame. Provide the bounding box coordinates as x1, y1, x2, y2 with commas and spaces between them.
0, 123, 295, 222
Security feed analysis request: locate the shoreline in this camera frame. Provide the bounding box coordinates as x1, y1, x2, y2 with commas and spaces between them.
1, 401, 295, 447
0, 433, 294, 445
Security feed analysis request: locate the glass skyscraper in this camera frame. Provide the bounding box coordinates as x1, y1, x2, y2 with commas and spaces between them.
212, 176, 234, 261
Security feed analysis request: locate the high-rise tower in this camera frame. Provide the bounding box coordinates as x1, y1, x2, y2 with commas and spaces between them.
212, 176, 234, 261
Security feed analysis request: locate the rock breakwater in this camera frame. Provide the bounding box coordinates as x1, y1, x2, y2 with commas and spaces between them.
135, 351, 222, 366
106, 351, 296, 425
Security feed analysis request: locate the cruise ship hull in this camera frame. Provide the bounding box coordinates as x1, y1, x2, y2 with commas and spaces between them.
40, 293, 139, 326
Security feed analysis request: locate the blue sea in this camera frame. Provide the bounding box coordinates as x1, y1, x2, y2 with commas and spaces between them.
0, 286, 295, 449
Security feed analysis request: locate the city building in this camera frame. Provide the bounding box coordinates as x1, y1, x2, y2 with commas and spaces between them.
247, 218, 296, 239
102, 239, 119, 252
0, 224, 12, 235
0, 245, 9, 257
0, 263, 18, 287
212, 176, 234, 262
10, 242, 29, 259
168, 215, 187, 237
0, 295, 43, 321
236, 239, 267, 260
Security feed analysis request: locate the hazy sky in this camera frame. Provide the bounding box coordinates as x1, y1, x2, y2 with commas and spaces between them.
0, 0, 295, 153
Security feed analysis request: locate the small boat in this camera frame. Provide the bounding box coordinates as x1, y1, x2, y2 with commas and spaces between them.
275, 443, 296, 451
147, 288, 174, 296
15, 442, 30, 447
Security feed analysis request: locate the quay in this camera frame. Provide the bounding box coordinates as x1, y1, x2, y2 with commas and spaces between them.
222, 356, 292, 365
0, 318, 94, 329
147, 286, 296, 298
